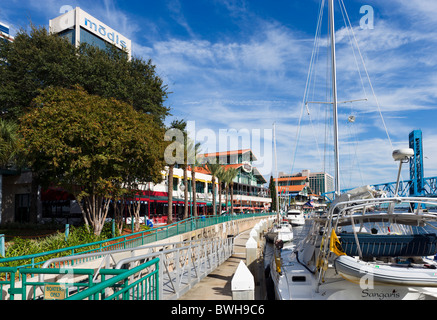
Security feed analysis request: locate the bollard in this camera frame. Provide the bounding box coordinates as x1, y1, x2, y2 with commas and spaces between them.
245, 236, 258, 270
64, 224, 69, 242
249, 228, 258, 243
231, 260, 255, 300
0, 234, 4, 257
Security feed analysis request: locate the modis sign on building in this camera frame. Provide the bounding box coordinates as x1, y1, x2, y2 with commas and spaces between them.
49, 7, 132, 59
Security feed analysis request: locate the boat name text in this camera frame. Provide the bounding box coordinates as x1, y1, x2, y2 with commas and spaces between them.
361, 289, 400, 300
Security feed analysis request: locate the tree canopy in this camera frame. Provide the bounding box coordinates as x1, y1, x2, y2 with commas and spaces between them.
19, 86, 167, 235
0, 25, 170, 125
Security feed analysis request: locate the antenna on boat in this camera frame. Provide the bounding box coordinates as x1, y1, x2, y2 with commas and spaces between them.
388, 148, 414, 214
392, 148, 414, 197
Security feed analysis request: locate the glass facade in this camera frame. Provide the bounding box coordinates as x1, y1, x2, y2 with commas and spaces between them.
58, 29, 75, 45
79, 27, 110, 51
309, 172, 334, 195
0, 22, 13, 43
0, 23, 8, 35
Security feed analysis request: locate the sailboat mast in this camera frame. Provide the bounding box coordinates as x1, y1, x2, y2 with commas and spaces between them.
273, 122, 280, 216
329, 0, 340, 198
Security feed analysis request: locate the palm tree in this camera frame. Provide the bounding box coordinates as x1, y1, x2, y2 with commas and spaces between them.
222, 168, 231, 213
205, 163, 223, 215
167, 165, 174, 224
188, 140, 201, 217
216, 167, 226, 215
225, 168, 238, 214
167, 119, 186, 223
222, 167, 238, 214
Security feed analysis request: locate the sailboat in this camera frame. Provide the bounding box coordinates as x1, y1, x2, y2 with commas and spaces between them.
269, 0, 437, 300
266, 123, 294, 244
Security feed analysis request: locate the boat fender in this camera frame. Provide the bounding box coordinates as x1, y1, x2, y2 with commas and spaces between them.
275, 239, 284, 250
425, 264, 437, 269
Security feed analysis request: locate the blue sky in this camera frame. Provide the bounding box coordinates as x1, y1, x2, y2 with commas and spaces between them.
2, 0, 437, 190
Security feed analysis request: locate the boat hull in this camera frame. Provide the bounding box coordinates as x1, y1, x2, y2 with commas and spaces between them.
335, 255, 437, 287
288, 217, 305, 226
265, 231, 277, 243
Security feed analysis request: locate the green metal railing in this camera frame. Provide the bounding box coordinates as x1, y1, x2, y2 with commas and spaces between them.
0, 267, 18, 300
0, 212, 274, 271
66, 257, 160, 300
0, 212, 275, 300
0, 258, 160, 300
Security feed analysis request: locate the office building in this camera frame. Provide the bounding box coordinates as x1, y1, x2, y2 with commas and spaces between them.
49, 7, 131, 59
276, 170, 334, 196
0, 22, 14, 42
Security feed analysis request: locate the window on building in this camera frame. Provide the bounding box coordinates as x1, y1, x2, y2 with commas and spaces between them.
58, 29, 76, 45
196, 181, 205, 193
15, 194, 30, 223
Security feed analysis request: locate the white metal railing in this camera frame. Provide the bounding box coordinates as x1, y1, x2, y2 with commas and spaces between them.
115, 237, 234, 300
38, 237, 234, 300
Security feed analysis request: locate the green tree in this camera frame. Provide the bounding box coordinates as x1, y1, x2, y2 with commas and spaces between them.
0, 119, 20, 168
269, 176, 278, 212
225, 167, 238, 214
221, 167, 238, 214
188, 140, 202, 217
0, 26, 169, 125
165, 119, 186, 224
216, 167, 227, 215
19, 86, 166, 236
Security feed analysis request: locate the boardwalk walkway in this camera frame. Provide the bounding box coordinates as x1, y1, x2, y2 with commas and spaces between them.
179, 229, 267, 300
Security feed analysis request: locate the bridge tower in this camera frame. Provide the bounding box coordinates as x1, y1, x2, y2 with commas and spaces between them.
409, 130, 424, 196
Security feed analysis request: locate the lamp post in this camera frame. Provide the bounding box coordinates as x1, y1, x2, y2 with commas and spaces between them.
179, 183, 192, 218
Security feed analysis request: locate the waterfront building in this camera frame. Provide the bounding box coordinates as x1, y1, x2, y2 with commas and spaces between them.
274, 169, 332, 211
49, 7, 131, 59
198, 149, 271, 214
0, 22, 14, 42
142, 149, 271, 224
277, 170, 334, 196
307, 171, 334, 196
0, 149, 271, 225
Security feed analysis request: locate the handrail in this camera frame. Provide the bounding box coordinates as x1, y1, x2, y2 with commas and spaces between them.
39, 238, 206, 271
65, 257, 160, 300
1, 236, 233, 300
0, 212, 274, 269
315, 195, 437, 288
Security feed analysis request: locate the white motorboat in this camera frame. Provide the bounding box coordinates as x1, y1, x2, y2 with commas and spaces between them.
266, 220, 294, 243
287, 209, 305, 226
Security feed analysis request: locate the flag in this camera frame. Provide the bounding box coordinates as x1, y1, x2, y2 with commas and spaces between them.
329, 229, 346, 256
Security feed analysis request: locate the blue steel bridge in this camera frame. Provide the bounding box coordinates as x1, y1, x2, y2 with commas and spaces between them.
322, 130, 437, 202
322, 176, 437, 203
